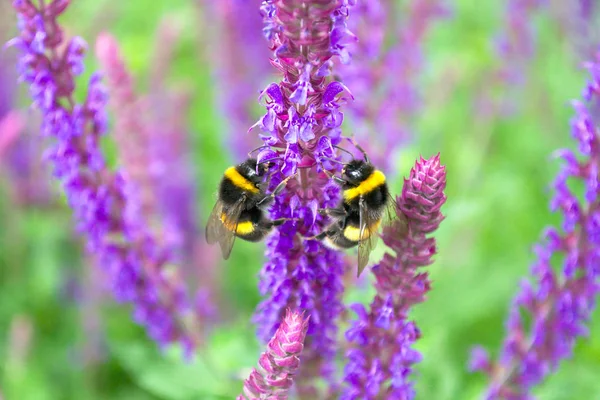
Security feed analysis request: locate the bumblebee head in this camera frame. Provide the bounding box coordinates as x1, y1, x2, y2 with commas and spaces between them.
239, 158, 270, 184
342, 159, 374, 185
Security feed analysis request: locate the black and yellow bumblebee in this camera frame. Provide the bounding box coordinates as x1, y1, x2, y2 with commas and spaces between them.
205, 158, 294, 259
314, 143, 404, 276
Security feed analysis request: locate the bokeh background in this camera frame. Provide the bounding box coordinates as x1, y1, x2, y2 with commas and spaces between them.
1, 1, 599, 399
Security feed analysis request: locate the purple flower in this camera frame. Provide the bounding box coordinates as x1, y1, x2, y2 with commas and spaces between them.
477, 0, 544, 118
337, 0, 448, 172
470, 48, 600, 399
198, 0, 273, 159
238, 309, 309, 400
250, 0, 354, 393
0, 51, 51, 206
10, 0, 200, 353
343, 154, 447, 399
96, 32, 217, 326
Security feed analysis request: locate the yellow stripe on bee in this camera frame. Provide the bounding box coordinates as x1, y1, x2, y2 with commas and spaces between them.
220, 213, 255, 235
343, 220, 382, 242
343, 170, 386, 202
224, 167, 260, 194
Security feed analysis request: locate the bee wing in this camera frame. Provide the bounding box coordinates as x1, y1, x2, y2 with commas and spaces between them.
205, 197, 245, 260
357, 196, 379, 277
382, 193, 408, 236
205, 200, 224, 245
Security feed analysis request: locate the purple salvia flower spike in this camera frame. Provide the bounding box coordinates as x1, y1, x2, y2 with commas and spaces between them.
337, 0, 448, 172
198, 0, 273, 159
238, 309, 309, 400
251, 0, 355, 394
470, 48, 600, 399
10, 1, 201, 354
475, 0, 544, 120
0, 37, 51, 207
342, 154, 447, 399
97, 29, 218, 327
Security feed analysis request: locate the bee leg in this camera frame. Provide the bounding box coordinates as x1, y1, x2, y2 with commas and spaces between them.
308, 230, 330, 241
322, 168, 350, 186
256, 174, 297, 207
318, 207, 346, 218
271, 217, 295, 227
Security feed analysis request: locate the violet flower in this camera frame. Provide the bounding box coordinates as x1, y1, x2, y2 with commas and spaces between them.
0, 111, 24, 158
198, 0, 273, 159
0, 42, 49, 206
10, 0, 199, 353
476, 0, 545, 118
337, 0, 447, 171
0, 60, 23, 158
549, 0, 599, 60
0, 40, 20, 158
496, 0, 545, 85
343, 154, 447, 399
250, 0, 354, 392
96, 32, 216, 328
470, 48, 600, 399
238, 309, 309, 400
97, 31, 218, 331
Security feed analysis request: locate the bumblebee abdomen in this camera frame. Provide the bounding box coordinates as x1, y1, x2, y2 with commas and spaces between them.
237, 227, 270, 242
220, 209, 272, 242
323, 234, 358, 250
342, 220, 381, 242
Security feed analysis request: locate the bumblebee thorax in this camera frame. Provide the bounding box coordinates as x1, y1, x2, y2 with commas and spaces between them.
342, 160, 375, 186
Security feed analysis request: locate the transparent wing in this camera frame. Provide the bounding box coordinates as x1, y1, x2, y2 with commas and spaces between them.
383, 193, 408, 236
205, 197, 245, 260
357, 196, 379, 277
205, 200, 225, 245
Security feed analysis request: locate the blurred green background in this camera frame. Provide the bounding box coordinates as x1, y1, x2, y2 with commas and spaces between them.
1, 1, 599, 399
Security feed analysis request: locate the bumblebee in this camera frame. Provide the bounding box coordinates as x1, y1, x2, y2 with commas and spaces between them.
314, 142, 403, 276
205, 158, 294, 259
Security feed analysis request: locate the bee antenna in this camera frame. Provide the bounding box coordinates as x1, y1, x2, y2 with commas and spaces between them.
247, 145, 269, 158
320, 157, 345, 166
333, 145, 354, 160
344, 137, 370, 163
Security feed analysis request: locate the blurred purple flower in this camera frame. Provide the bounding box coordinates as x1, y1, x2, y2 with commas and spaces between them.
10, 0, 199, 353
238, 309, 309, 400
470, 48, 600, 399
549, 0, 599, 59
0, 37, 52, 207
496, 0, 545, 84
337, 0, 448, 171
0, 111, 24, 160
476, 0, 545, 118
198, 0, 272, 159
250, 0, 354, 393
96, 32, 216, 334
0, 58, 13, 118
343, 154, 447, 399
